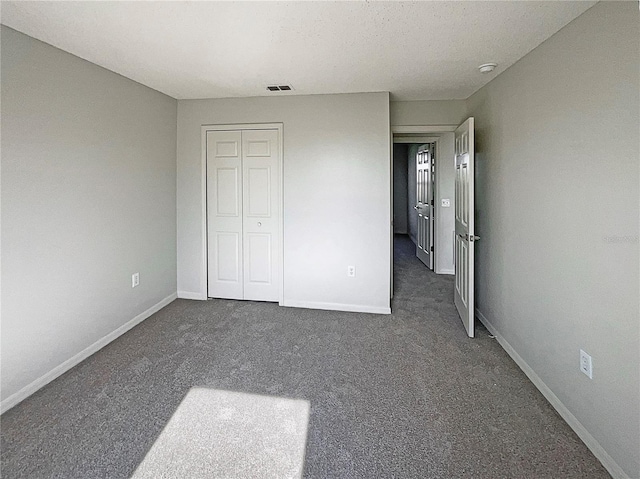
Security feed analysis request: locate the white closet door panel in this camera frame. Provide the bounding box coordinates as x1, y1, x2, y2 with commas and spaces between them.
216, 232, 241, 281
207, 130, 243, 300
247, 233, 272, 283
242, 129, 279, 302
216, 168, 239, 216
246, 167, 271, 217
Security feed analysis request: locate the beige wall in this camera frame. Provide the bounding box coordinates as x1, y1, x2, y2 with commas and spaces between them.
466, 3, 639, 477
1, 27, 178, 407
177, 92, 391, 313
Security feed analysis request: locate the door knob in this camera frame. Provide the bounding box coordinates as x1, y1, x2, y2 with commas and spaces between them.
457, 233, 480, 241
257, 222, 262, 227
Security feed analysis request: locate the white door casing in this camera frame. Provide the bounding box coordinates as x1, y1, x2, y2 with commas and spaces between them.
454, 117, 476, 337
206, 127, 281, 302
415, 144, 434, 270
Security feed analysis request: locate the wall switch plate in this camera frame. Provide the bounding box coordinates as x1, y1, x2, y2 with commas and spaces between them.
347, 265, 356, 277
441, 198, 451, 207
580, 349, 593, 379
132, 272, 140, 288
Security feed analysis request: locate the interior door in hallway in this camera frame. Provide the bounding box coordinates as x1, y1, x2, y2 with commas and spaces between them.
415, 144, 434, 270
206, 128, 280, 302
454, 117, 477, 337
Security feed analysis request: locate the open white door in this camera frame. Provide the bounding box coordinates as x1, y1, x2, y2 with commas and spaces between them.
415, 144, 434, 269
454, 118, 478, 337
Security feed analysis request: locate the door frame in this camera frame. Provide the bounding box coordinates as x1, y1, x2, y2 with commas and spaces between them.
390, 125, 456, 297
394, 138, 439, 259
200, 123, 284, 305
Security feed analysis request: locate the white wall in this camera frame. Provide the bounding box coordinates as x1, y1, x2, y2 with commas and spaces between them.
433, 133, 455, 274
1, 27, 178, 408
466, 3, 639, 477
177, 92, 391, 313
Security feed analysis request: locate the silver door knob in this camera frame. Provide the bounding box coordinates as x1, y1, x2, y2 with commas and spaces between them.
257, 222, 262, 227
458, 233, 480, 241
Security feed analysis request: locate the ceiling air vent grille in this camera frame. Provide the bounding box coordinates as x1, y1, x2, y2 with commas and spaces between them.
266, 85, 293, 92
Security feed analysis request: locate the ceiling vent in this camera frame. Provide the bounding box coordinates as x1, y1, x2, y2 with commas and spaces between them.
266, 85, 293, 92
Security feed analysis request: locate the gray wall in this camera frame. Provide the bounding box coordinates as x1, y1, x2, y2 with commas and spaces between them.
393, 144, 408, 234
390, 100, 466, 127
1, 27, 178, 405
466, 3, 639, 477
177, 92, 391, 313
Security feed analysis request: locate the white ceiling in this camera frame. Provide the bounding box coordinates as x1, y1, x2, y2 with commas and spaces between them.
1, 1, 596, 101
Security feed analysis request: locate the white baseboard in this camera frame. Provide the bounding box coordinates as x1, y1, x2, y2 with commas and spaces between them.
0, 292, 178, 415
283, 300, 391, 315
436, 268, 454, 275
476, 309, 630, 479
177, 291, 207, 300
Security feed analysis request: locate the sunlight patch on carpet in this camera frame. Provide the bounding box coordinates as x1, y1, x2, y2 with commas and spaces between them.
132, 388, 310, 479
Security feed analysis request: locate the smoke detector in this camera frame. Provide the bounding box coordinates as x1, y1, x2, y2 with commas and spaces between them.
478, 63, 497, 74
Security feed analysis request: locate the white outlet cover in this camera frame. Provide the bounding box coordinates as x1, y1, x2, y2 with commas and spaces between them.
441, 198, 451, 207
580, 349, 593, 379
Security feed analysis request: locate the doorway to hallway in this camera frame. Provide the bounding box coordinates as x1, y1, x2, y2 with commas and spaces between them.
392, 139, 438, 273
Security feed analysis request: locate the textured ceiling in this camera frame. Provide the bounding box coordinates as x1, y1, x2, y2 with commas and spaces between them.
1, 1, 596, 100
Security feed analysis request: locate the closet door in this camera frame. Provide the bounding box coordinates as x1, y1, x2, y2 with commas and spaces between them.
207, 130, 243, 300
241, 130, 280, 302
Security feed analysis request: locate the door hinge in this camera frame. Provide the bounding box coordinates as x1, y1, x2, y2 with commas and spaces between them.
430, 246, 434, 252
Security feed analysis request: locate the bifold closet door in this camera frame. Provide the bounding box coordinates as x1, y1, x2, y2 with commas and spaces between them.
207, 128, 280, 302
241, 129, 279, 302
207, 130, 243, 300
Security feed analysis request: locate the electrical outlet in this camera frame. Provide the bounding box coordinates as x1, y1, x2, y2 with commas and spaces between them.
132, 272, 140, 288
347, 265, 356, 277
580, 349, 593, 379
441, 198, 451, 207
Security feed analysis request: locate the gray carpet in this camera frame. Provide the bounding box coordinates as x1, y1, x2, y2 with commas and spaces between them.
1, 235, 610, 478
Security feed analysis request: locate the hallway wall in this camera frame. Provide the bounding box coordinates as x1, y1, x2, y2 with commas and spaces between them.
393, 144, 409, 234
